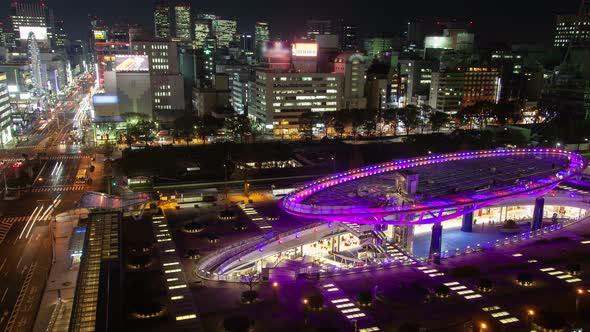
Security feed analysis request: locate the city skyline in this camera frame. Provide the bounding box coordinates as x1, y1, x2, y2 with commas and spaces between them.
0, 0, 583, 44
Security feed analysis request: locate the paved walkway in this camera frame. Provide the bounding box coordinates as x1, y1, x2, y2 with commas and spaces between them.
32, 214, 81, 332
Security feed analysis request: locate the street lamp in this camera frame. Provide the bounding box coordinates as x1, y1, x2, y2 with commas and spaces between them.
576, 288, 584, 321
272, 281, 278, 288
527, 309, 535, 327
479, 322, 487, 331
556, 142, 561, 148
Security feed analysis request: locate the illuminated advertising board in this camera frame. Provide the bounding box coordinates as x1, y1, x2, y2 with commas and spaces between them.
263, 41, 291, 58
424, 36, 452, 49
19, 26, 48, 40
114, 55, 149, 72
292, 43, 318, 57
93, 30, 107, 41
93, 95, 119, 105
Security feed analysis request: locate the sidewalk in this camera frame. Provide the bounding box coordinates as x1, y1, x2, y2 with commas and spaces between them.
32, 214, 81, 332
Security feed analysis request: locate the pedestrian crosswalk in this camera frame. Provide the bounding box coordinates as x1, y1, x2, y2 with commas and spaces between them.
0, 158, 25, 164
47, 155, 89, 160
31, 185, 86, 193
0, 216, 50, 244
0, 218, 16, 245
239, 204, 273, 230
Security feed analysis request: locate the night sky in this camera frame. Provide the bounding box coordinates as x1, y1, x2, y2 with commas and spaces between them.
0, 0, 583, 45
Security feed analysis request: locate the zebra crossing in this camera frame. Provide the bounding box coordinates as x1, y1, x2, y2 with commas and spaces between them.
0, 219, 16, 245
31, 185, 86, 193
0, 216, 50, 244
0, 158, 25, 164
47, 155, 89, 160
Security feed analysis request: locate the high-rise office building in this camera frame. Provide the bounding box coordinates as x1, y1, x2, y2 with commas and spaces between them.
199, 36, 216, 86
9, 0, 55, 49
307, 19, 333, 39
333, 52, 367, 109
462, 66, 501, 107
193, 19, 211, 49
364, 37, 392, 59
398, 59, 437, 104
174, 3, 192, 41
338, 20, 357, 51
154, 1, 171, 39
554, 14, 590, 48
131, 40, 185, 113
429, 70, 465, 114
53, 17, 67, 49
212, 19, 237, 48
240, 34, 254, 58
0, 72, 14, 146
255, 22, 269, 59
252, 70, 343, 136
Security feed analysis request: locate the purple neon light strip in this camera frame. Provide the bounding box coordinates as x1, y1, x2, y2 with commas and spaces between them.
280, 148, 587, 223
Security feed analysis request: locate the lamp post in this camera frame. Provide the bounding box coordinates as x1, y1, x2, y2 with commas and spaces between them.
272, 281, 278, 303
479, 322, 487, 332
576, 288, 584, 321
527, 309, 534, 328
303, 298, 309, 326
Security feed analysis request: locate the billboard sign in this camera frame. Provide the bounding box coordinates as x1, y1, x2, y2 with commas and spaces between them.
114, 55, 149, 72
292, 43, 318, 57
93, 30, 107, 41
263, 41, 291, 58
19, 26, 48, 40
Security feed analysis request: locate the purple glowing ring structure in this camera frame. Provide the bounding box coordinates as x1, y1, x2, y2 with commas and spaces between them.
280, 148, 588, 225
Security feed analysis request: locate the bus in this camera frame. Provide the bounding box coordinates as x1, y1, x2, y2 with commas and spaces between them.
75, 169, 88, 184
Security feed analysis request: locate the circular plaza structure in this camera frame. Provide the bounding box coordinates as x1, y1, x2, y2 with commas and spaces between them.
280, 148, 587, 225
196, 148, 589, 281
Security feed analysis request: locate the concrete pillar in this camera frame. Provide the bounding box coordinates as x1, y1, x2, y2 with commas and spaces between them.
531, 197, 545, 231
429, 222, 443, 260
461, 211, 474, 232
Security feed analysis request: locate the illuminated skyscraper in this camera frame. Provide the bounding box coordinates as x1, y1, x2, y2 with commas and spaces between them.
154, 1, 171, 39
193, 19, 211, 49
0, 73, 14, 146
255, 22, 269, 59
174, 3, 192, 41
338, 21, 357, 51
554, 14, 590, 48
202, 36, 216, 84
9, 0, 55, 49
306, 19, 333, 39
364, 37, 392, 59
212, 19, 236, 48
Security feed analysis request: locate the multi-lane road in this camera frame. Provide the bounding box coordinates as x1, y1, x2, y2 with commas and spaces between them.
0, 74, 96, 331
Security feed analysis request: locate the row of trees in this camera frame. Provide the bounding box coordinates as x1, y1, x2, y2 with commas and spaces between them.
121, 112, 263, 146
121, 100, 524, 146
298, 101, 524, 138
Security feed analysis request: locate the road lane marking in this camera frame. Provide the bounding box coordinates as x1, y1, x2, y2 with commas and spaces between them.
1, 288, 7, 303
16, 257, 23, 269
24, 205, 44, 239
0, 258, 6, 272
18, 206, 40, 240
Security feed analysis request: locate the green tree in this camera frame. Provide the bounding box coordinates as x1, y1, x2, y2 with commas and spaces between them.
298, 111, 316, 138
491, 102, 523, 126
174, 113, 198, 146
317, 111, 335, 138
419, 104, 433, 133
333, 111, 347, 137
428, 111, 449, 132
195, 114, 222, 143
128, 120, 156, 146
225, 114, 252, 143
398, 106, 420, 135
382, 108, 399, 136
